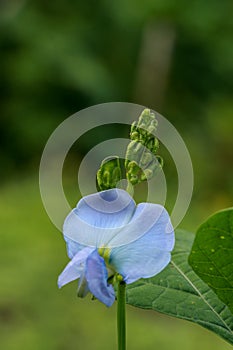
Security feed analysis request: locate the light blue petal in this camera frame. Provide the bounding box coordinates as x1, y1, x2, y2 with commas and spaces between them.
58, 247, 94, 288
85, 250, 115, 307
77, 272, 89, 298
63, 189, 136, 247
109, 204, 174, 283
130, 203, 175, 251
64, 235, 85, 259
108, 203, 174, 248
111, 248, 171, 284
75, 189, 135, 228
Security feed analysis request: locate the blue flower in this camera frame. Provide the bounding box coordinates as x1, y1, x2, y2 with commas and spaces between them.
58, 189, 175, 307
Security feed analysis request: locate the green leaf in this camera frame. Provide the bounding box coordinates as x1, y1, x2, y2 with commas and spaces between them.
189, 208, 233, 314
126, 229, 233, 345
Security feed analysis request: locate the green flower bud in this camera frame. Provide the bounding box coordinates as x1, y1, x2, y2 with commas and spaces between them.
126, 161, 143, 185
125, 108, 163, 186
125, 141, 144, 167
147, 137, 159, 153
139, 149, 153, 166
96, 156, 122, 191
140, 169, 153, 181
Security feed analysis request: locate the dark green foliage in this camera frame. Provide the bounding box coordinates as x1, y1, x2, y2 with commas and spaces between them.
0, 0, 232, 195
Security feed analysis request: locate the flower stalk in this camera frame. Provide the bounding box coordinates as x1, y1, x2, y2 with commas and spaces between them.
117, 279, 126, 350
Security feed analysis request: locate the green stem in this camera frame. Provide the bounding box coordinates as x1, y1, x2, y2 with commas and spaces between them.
126, 181, 133, 196
117, 280, 126, 350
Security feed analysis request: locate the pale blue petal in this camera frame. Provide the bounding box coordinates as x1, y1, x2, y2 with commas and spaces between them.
63, 189, 136, 247
64, 235, 85, 259
77, 272, 89, 298
108, 203, 174, 248
85, 250, 115, 307
109, 204, 174, 283
110, 247, 171, 284
75, 189, 135, 228
58, 247, 94, 288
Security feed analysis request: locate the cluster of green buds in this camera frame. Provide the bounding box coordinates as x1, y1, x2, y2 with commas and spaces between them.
96, 108, 163, 191
125, 109, 163, 185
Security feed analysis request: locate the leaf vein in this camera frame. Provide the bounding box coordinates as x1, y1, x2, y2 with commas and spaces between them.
171, 260, 233, 334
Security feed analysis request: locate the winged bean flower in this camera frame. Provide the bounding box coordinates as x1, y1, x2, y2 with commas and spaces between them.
58, 189, 175, 307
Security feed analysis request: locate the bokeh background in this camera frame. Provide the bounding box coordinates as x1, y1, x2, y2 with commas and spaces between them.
1, 1, 233, 349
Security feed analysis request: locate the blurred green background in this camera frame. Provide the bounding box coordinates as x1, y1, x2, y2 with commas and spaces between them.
0, 1, 233, 349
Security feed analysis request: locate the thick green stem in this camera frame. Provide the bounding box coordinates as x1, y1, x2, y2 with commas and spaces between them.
117, 280, 126, 350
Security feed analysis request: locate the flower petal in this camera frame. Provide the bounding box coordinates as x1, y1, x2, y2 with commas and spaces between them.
77, 272, 89, 298
64, 235, 85, 259
75, 189, 135, 228
111, 247, 171, 284
85, 250, 115, 307
108, 203, 174, 249
58, 247, 94, 288
109, 204, 174, 283
63, 189, 136, 247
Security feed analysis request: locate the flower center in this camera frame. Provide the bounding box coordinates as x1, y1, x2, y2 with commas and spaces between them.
98, 246, 111, 264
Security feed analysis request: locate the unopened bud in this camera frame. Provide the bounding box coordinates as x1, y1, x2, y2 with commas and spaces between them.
96, 156, 122, 191
125, 108, 163, 186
